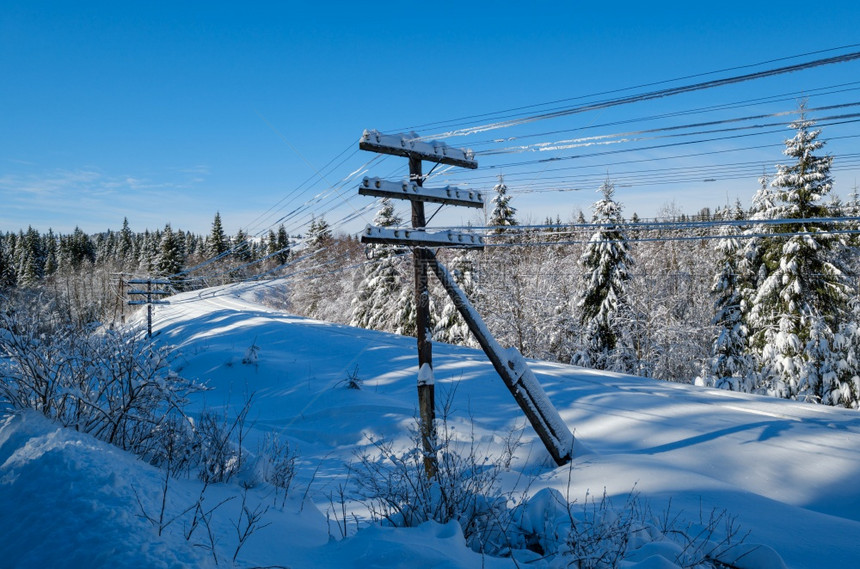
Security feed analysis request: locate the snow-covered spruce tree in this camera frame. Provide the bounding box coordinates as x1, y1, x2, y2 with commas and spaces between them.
233, 228, 252, 263
157, 223, 185, 289
433, 251, 479, 347
0, 237, 15, 289
748, 104, 856, 405
118, 217, 135, 268
702, 209, 754, 390
266, 224, 290, 268
351, 199, 415, 335
289, 216, 336, 320
207, 212, 229, 257
488, 174, 517, 234
573, 178, 635, 371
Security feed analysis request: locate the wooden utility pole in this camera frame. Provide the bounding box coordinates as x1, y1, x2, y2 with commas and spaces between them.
127, 278, 171, 338
357, 129, 573, 469
409, 156, 437, 476
359, 130, 479, 477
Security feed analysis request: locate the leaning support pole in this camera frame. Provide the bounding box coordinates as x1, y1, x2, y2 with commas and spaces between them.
427, 252, 574, 466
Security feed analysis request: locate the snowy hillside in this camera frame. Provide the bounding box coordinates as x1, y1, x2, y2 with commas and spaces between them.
3, 283, 860, 568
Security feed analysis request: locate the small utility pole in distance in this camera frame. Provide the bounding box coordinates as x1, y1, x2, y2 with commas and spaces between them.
127, 278, 171, 338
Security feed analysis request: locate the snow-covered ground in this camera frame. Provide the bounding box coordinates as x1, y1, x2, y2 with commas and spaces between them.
3, 283, 860, 568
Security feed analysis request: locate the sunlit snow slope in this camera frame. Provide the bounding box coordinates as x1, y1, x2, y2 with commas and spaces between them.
3, 283, 860, 568
157, 284, 860, 568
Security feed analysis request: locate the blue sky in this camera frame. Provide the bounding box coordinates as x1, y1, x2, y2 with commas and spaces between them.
2, 1, 860, 237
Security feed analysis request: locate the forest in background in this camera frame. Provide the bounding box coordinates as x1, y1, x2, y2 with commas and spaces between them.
2, 108, 859, 408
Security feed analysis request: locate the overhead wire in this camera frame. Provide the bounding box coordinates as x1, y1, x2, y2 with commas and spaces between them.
396, 44, 860, 133
160, 45, 860, 303
423, 49, 860, 139
462, 82, 860, 149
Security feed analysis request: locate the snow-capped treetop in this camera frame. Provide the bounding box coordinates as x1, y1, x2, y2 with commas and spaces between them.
372, 198, 402, 228
591, 177, 623, 224
770, 103, 834, 220
489, 175, 517, 233
306, 216, 332, 250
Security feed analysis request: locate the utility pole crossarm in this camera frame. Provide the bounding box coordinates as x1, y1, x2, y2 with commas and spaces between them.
359, 177, 484, 209
359, 129, 478, 169
127, 289, 171, 296
360, 225, 485, 249
127, 279, 172, 286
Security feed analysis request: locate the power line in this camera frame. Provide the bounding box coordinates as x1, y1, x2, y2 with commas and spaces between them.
462, 82, 860, 149
476, 106, 860, 157
397, 44, 860, 133
424, 49, 860, 139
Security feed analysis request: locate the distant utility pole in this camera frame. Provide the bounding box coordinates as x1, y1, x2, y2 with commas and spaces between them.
127, 278, 171, 338
357, 129, 574, 471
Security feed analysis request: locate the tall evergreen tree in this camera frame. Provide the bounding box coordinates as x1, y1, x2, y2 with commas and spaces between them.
233, 228, 252, 262
351, 199, 415, 334
749, 104, 855, 404
274, 224, 290, 265
157, 224, 185, 281
574, 178, 634, 371
433, 252, 478, 346
42, 230, 58, 277
0, 236, 15, 289
208, 212, 228, 257
307, 216, 332, 250
703, 210, 753, 390
118, 218, 134, 263
290, 216, 335, 319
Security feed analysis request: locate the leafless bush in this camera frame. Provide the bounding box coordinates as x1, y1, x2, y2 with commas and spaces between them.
562, 488, 649, 569
658, 500, 751, 568
257, 433, 299, 507
349, 406, 523, 554
515, 474, 753, 569
232, 487, 271, 562
0, 300, 200, 460
194, 398, 253, 484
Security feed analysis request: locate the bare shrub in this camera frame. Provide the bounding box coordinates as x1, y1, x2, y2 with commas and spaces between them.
257, 433, 299, 507
513, 477, 753, 569
194, 398, 253, 484
349, 405, 523, 554
0, 298, 200, 460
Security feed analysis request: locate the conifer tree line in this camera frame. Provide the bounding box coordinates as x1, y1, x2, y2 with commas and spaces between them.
3, 106, 859, 408
0, 214, 296, 325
